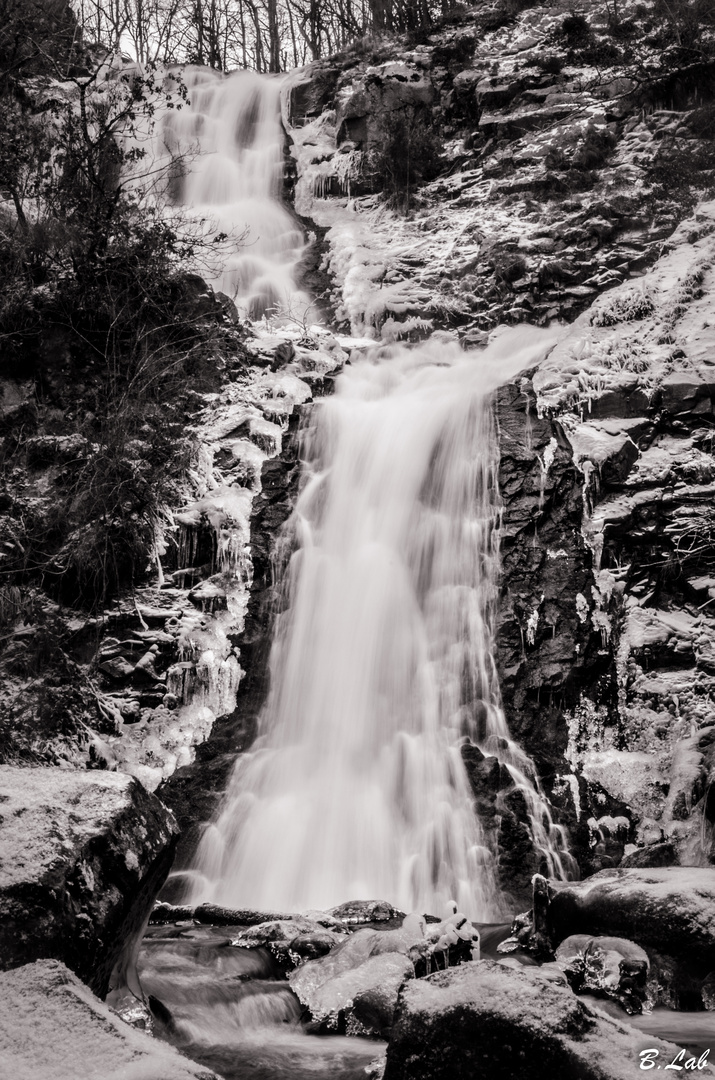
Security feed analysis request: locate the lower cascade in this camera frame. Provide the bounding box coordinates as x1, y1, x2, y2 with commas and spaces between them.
187, 331, 574, 920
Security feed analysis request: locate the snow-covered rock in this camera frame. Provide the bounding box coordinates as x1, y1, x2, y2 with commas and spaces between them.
382, 959, 682, 1080
0, 959, 218, 1080
547, 867, 715, 971
0, 766, 177, 998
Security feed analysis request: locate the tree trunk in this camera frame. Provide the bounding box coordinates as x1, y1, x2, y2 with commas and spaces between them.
267, 0, 280, 72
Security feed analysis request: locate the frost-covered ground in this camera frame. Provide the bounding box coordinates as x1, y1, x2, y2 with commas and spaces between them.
286, 0, 715, 341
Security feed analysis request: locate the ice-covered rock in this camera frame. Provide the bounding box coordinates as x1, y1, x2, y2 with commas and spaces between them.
231, 916, 348, 967
291, 949, 414, 1035
554, 934, 650, 1014
287, 910, 480, 1033
546, 867, 715, 970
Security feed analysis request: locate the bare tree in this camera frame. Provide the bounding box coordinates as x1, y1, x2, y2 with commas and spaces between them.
71, 0, 445, 72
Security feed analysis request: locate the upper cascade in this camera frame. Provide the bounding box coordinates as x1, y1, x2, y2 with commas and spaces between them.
159, 67, 307, 320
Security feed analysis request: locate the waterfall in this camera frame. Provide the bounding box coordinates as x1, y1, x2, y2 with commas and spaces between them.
187, 331, 573, 921
159, 67, 307, 319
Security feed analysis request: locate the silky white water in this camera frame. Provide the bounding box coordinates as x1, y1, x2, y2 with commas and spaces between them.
159, 67, 307, 318
188, 329, 573, 920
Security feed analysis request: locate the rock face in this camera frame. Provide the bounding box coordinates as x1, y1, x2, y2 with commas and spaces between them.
530, 206, 715, 873
0, 959, 219, 1080
383, 959, 683, 1080
0, 766, 177, 998
547, 868, 715, 971
480, 377, 594, 898
288, 0, 715, 339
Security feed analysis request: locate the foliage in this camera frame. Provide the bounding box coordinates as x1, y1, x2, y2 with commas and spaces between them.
0, 0, 79, 85
646, 137, 715, 217
491, 252, 528, 284
0, 604, 104, 764
559, 11, 591, 48
368, 106, 442, 211
0, 58, 233, 609
652, 0, 715, 49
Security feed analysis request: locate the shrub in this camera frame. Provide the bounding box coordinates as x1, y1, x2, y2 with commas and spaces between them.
590, 282, 656, 326
368, 106, 442, 211
653, 0, 715, 49
560, 12, 591, 47
491, 252, 528, 283
0, 60, 233, 609
530, 53, 564, 75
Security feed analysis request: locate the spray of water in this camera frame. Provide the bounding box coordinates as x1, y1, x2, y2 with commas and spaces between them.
186, 330, 573, 920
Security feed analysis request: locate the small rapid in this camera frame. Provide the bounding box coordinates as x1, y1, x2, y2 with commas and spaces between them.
139, 926, 384, 1080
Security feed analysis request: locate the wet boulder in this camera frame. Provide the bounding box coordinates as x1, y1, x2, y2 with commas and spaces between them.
231, 916, 348, 968
328, 898, 403, 924
554, 934, 650, 1014
383, 959, 681, 1080
546, 868, 715, 970
0, 766, 178, 998
288, 911, 480, 1033
619, 841, 678, 869
0, 959, 219, 1080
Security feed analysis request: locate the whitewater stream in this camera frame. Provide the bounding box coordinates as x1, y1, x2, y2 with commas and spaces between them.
137, 67, 715, 1077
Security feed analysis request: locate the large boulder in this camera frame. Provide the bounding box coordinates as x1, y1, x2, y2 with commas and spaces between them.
0, 959, 218, 1080
383, 959, 683, 1080
0, 766, 178, 997
546, 868, 715, 970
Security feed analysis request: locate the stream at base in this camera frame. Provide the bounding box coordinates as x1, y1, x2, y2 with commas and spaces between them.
139, 925, 386, 1080
139, 924, 715, 1077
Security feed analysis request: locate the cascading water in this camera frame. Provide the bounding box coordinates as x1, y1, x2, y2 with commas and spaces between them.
160, 67, 307, 318
186, 330, 574, 921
